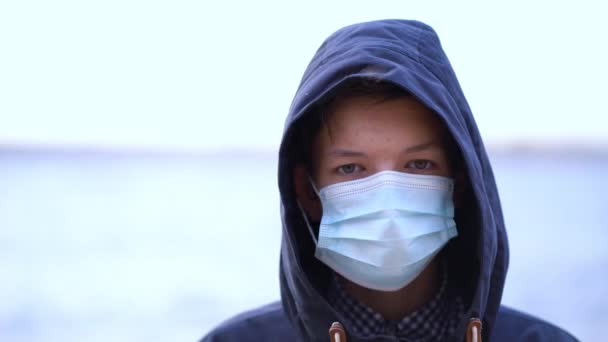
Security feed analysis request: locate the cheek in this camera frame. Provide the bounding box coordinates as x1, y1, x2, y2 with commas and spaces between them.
440, 162, 453, 177
312, 162, 334, 189
308, 149, 329, 188
311, 133, 333, 187
435, 152, 454, 177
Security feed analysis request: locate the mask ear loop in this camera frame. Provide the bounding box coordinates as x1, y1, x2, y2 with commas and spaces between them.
308, 175, 321, 195
297, 175, 322, 245
297, 201, 318, 245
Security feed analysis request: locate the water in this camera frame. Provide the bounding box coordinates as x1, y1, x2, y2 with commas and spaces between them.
0, 150, 606, 341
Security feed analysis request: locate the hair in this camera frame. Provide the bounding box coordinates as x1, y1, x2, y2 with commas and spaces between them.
293, 78, 410, 174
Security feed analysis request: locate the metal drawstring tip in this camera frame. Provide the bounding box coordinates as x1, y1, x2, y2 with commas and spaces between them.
329, 321, 347, 342
466, 318, 483, 342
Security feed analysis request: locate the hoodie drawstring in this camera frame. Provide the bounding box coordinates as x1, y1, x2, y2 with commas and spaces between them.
466, 318, 482, 342
329, 318, 482, 341
329, 322, 347, 342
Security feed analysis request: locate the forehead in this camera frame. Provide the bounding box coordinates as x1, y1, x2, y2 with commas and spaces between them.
318, 95, 448, 147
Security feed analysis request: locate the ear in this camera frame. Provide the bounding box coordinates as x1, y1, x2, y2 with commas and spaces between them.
293, 164, 322, 221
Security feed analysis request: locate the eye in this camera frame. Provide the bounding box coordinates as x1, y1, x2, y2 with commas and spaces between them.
406, 159, 434, 170
337, 163, 361, 175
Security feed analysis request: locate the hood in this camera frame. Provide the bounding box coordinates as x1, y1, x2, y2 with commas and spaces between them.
277, 19, 508, 341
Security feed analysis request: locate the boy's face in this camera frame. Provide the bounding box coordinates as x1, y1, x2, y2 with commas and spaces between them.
311, 95, 453, 189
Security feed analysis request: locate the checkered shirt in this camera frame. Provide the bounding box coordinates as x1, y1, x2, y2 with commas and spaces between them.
327, 265, 466, 341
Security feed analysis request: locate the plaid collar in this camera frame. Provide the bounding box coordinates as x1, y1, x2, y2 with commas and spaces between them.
327, 264, 466, 341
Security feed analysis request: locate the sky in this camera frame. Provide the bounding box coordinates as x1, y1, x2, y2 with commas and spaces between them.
1, 0, 607, 151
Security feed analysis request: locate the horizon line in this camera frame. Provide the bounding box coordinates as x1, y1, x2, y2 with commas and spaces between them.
1, 139, 607, 158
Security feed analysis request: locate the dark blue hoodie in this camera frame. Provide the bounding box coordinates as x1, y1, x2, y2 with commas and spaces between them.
201, 19, 578, 342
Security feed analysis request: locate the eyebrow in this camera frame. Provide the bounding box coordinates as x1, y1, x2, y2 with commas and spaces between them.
402, 140, 441, 154
326, 149, 368, 157
326, 140, 441, 157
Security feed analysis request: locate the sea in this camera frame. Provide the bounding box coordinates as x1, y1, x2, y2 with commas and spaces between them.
0, 149, 606, 342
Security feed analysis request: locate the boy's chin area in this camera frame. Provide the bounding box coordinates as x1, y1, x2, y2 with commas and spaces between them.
335, 257, 442, 321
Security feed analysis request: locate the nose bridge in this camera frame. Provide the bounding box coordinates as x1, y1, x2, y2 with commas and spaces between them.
373, 154, 401, 173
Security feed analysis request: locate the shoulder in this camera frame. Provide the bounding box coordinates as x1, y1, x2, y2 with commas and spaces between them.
492, 305, 579, 342
199, 301, 296, 342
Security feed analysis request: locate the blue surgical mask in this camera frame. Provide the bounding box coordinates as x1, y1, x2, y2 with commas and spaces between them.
298, 170, 458, 292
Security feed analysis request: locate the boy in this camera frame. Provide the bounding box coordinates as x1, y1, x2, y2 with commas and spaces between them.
201, 19, 578, 341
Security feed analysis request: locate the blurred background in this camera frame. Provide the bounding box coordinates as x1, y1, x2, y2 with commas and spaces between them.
1, 1, 606, 341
